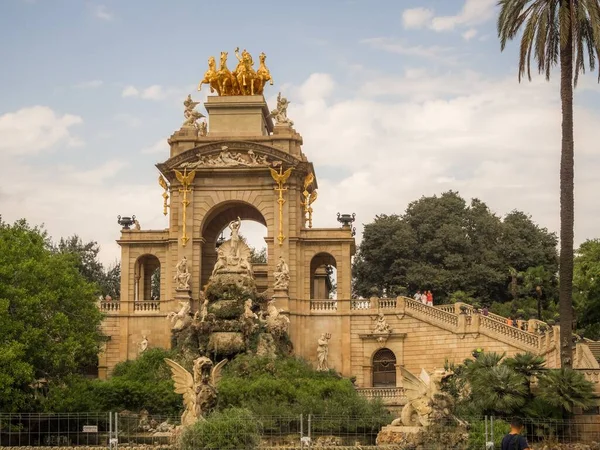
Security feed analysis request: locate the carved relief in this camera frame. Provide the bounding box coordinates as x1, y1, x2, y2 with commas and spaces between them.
180, 145, 275, 169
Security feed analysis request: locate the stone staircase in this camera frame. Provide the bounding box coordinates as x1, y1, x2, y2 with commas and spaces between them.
398, 297, 550, 355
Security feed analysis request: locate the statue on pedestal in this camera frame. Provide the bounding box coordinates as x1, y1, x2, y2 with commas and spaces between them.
273, 256, 290, 290
138, 335, 148, 354
270, 92, 294, 126
164, 357, 228, 427
316, 333, 331, 371
183, 94, 205, 130
174, 256, 191, 290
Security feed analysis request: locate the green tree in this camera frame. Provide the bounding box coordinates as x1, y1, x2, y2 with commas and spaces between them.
353, 192, 558, 304
522, 266, 554, 320
0, 219, 104, 412
497, 0, 600, 368
536, 368, 594, 413
574, 239, 600, 338
56, 235, 121, 299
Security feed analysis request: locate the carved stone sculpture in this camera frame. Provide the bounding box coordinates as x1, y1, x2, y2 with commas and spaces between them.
167, 300, 192, 331
265, 299, 290, 336
138, 335, 148, 354
174, 256, 191, 290
133, 219, 141, 230
273, 256, 290, 290
392, 367, 454, 427
183, 94, 205, 129
164, 357, 227, 427
243, 299, 257, 320
270, 92, 293, 126
198, 120, 208, 137
316, 333, 331, 371
181, 146, 271, 169
209, 220, 254, 281
373, 312, 391, 333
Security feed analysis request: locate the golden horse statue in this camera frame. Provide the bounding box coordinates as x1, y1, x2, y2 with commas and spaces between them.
233, 48, 258, 96
197, 56, 220, 94
216, 52, 237, 96
255, 52, 273, 95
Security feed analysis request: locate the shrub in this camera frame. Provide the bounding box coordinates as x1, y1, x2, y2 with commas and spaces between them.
179, 408, 260, 450
466, 419, 509, 450
217, 355, 391, 432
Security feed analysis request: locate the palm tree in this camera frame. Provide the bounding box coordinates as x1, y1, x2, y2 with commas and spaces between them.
497, 0, 600, 368
536, 368, 594, 413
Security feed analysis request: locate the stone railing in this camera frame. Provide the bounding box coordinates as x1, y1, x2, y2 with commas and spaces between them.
99, 301, 120, 312
379, 298, 397, 309
435, 304, 455, 314
479, 315, 540, 348
134, 301, 161, 312
356, 387, 406, 404
579, 369, 600, 384
351, 299, 372, 310
310, 300, 338, 311
405, 297, 459, 327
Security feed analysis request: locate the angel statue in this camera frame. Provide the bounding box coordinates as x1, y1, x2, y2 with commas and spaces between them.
392, 367, 454, 427
164, 357, 228, 427
183, 94, 205, 129
269, 92, 293, 126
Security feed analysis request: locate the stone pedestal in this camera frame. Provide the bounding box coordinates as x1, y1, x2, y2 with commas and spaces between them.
204, 95, 273, 137
175, 288, 192, 301
376, 425, 422, 446
272, 288, 290, 313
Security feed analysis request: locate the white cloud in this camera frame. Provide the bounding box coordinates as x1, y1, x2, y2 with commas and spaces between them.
285, 71, 600, 251
462, 28, 478, 41
140, 138, 169, 154
93, 5, 113, 21
121, 84, 185, 102
74, 80, 103, 89
0, 106, 82, 155
430, 0, 496, 31
402, 7, 434, 29
122, 86, 139, 97
361, 37, 457, 64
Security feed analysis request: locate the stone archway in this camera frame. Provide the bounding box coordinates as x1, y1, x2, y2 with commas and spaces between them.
309, 252, 337, 299
200, 201, 268, 289
372, 348, 397, 387
134, 254, 161, 301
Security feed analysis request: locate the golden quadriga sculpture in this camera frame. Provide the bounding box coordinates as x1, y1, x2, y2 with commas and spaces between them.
198, 48, 273, 96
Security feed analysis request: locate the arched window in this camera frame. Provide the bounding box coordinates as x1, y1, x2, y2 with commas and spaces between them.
134, 255, 161, 301
373, 348, 397, 387
310, 253, 337, 299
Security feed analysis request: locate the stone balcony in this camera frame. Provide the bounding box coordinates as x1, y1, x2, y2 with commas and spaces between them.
356, 387, 407, 406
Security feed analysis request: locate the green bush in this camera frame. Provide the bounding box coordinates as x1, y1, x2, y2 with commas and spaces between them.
218, 355, 391, 432
179, 408, 261, 450
42, 348, 182, 415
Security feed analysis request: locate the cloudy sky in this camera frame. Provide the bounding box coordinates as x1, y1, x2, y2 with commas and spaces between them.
1, 0, 599, 266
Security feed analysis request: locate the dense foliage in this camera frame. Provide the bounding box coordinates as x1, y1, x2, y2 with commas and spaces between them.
445, 351, 593, 419
0, 219, 104, 412
179, 408, 261, 450
218, 355, 391, 428
353, 191, 558, 306
42, 348, 181, 415
574, 239, 600, 339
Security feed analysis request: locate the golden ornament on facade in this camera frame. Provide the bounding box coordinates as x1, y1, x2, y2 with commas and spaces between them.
158, 174, 170, 216
270, 165, 292, 245
198, 48, 273, 96
174, 168, 196, 246
300, 172, 317, 228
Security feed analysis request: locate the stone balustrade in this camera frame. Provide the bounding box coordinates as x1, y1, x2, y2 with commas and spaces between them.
99, 301, 120, 312
351, 299, 372, 310
479, 315, 540, 349
310, 300, 338, 311
356, 387, 407, 405
134, 301, 161, 312
404, 297, 459, 327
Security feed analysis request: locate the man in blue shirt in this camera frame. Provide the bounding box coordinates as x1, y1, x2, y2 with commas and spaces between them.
501, 418, 530, 450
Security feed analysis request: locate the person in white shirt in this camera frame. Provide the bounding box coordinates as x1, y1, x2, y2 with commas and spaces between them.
413, 290, 421, 302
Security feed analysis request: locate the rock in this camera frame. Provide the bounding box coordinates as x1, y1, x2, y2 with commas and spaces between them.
207, 331, 245, 356
256, 333, 277, 357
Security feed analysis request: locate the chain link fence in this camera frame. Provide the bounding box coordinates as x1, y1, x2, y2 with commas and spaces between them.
1, 412, 600, 448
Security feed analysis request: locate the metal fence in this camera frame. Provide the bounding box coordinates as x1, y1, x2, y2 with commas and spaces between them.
1, 412, 600, 448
